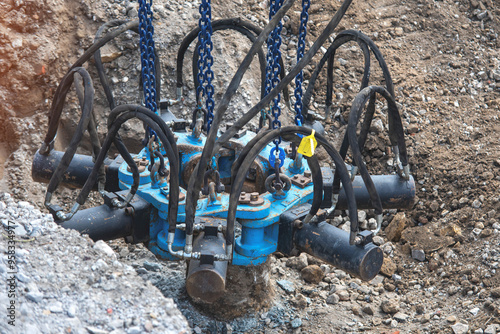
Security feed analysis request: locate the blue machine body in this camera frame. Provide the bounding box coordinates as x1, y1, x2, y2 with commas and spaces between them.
118, 130, 314, 265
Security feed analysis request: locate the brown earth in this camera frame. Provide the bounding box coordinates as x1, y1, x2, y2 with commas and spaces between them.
0, 0, 499, 333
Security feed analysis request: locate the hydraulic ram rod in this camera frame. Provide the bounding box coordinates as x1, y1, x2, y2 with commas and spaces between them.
294, 221, 383, 281
32, 150, 122, 192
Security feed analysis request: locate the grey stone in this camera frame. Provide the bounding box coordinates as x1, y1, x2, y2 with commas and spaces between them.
393, 312, 409, 322
358, 211, 367, 223
94, 240, 116, 258
286, 253, 308, 270
86, 327, 109, 334
67, 304, 77, 318
451, 323, 469, 334
326, 294, 339, 305
472, 199, 482, 208
338, 290, 350, 301
26, 291, 43, 303
277, 280, 295, 294
14, 224, 27, 236
16, 272, 31, 283
469, 307, 480, 316
291, 318, 302, 328
370, 119, 384, 133
362, 305, 375, 315
143, 261, 162, 272
484, 324, 497, 334
127, 327, 142, 334
381, 299, 400, 314
48, 301, 63, 313
412, 249, 426, 262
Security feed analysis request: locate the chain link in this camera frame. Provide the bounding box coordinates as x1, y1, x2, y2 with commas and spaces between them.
264, 0, 284, 149
293, 0, 310, 126
197, 0, 215, 133
138, 0, 157, 116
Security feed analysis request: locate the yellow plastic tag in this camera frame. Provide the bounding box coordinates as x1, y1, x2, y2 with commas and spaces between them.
297, 130, 317, 157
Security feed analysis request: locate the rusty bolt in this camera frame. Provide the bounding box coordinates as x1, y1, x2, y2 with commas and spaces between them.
294, 219, 304, 229
304, 170, 312, 178
241, 192, 246, 196
292, 175, 299, 180
250, 192, 259, 201
124, 207, 134, 216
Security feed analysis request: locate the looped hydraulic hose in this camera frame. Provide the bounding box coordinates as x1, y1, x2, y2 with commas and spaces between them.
185, 0, 354, 242
176, 18, 290, 104
183, 0, 299, 242
41, 20, 139, 155
330, 86, 408, 234
44, 67, 94, 217
226, 126, 359, 260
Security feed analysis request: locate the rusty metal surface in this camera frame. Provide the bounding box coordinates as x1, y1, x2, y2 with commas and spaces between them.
186, 230, 228, 303
290, 174, 312, 189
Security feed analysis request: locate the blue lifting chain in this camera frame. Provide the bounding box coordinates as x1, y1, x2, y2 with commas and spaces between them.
197, 0, 215, 133
265, 0, 285, 163
294, 0, 310, 126
138, 0, 158, 115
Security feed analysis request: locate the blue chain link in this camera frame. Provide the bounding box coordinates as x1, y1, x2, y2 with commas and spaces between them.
293, 0, 310, 126
264, 0, 284, 151
138, 0, 157, 116
197, 0, 215, 133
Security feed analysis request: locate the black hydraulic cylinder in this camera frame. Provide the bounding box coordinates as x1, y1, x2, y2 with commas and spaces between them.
294, 221, 383, 281
186, 230, 228, 303
58, 192, 150, 243
337, 174, 415, 210
32, 149, 122, 191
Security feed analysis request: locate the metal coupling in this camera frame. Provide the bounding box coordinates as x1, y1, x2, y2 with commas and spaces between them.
167, 232, 201, 259
302, 213, 314, 224
350, 165, 358, 181
325, 193, 339, 217
55, 202, 81, 222
111, 192, 134, 209
401, 164, 410, 181
44, 192, 53, 207
373, 214, 383, 235
214, 244, 232, 261
185, 233, 193, 254
176, 87, 183, 101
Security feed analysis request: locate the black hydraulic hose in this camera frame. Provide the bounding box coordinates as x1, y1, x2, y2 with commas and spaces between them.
106, 105, 180, 233
74, 73, 106, 190
76, 111, 180, 233
74, 73, 101, 158
213, 0, 353, 154
324, 31, 395, 154
43, 21, 139, 149
176, 18, 289, 103
108, 104, 179, 168
94, 20, 130, 111
45, 68, 94, 201
357, 94, 376, 152
184, 0, 298, 237
94, 20, 162, 111
302, 32, 371, 117
324, 30, 395, 116
228, 126, 358, 247
191, 23, 267, 101
333, 86, 408, 216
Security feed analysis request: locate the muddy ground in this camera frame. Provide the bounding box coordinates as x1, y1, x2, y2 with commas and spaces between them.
0, 0, 499, 333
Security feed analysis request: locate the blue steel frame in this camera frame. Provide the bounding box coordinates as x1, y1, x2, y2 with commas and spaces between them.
118, 130, 314, 266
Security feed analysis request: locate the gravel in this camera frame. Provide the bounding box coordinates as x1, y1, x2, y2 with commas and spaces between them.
0, 192, 189, 334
